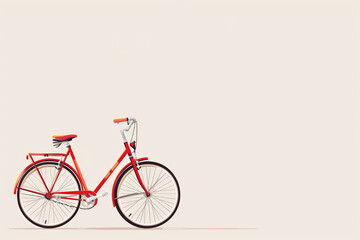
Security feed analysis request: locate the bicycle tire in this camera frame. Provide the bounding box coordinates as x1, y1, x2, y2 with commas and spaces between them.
114, 161, 180, 228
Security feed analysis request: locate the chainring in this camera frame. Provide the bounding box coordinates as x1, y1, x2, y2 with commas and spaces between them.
80, 194, 96, 210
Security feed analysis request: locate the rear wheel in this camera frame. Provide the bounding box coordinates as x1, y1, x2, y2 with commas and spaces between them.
17, 161, 81, 228
114, 161, 180, 228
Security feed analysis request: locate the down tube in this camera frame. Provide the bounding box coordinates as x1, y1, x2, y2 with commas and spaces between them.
94, 150, 128, 193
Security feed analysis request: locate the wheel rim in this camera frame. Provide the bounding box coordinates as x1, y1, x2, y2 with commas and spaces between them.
18, 163, 80, 227
116, 163, 179, 227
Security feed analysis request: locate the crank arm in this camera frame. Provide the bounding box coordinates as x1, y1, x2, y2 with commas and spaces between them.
85, 192, 108, 203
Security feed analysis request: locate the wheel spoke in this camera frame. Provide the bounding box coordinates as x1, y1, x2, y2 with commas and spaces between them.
27, 177, 43, 193
152, 179, 172, 192
148, 171, 167, 191
128, 173, 144, 192
123, 196, 145, 212
133, 199, 147, 222
149, 198, 162, 221
122, 182, 142, 193
149, 197, 167, 216
151, 195, 172, 212
24, 197, 43, 211
152, 195, 174, 207
147, 167, 151, 190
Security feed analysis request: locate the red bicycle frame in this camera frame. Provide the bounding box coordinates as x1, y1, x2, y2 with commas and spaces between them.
14, 142, 149, 206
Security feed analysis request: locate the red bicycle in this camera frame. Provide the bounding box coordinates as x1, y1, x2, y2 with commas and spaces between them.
13, 117, 180, 228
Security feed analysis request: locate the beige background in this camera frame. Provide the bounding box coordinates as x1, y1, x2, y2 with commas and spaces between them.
1, 0, 359, 239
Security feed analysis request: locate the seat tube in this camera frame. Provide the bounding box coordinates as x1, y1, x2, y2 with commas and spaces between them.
68, 146, 88, 191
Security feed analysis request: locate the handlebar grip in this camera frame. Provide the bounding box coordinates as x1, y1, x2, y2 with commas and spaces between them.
113, 118, 128, 123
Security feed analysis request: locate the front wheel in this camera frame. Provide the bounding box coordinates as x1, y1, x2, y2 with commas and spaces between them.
114, 161, 180, 228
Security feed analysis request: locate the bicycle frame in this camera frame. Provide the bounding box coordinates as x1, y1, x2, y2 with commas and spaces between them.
14, 142, 150, 206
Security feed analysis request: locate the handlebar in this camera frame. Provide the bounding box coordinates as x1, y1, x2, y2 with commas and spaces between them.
113, 117, 137, 143
113, 117, 137, 124
113, 118, 128, 123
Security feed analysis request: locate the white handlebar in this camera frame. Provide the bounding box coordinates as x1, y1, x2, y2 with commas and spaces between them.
120, 118, 137, 142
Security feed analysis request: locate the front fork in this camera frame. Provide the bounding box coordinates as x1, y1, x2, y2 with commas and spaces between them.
133, 152, 141, 170
123, 133, 150, 196
129, 154, 150, 196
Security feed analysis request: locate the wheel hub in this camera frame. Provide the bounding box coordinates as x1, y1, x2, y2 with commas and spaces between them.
45, 193, 52, 200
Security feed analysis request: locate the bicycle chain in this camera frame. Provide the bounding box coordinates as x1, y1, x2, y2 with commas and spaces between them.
52, 200, 95, 210
50, 199, 77, 209
50, 197, 95, 210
